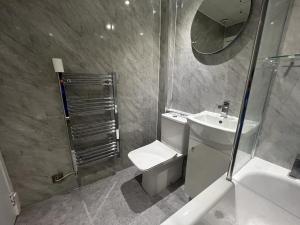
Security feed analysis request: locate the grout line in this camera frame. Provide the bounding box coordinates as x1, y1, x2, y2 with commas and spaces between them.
82, 181, 117, 225
92, 181, 117, 220
82, 201, 96, 225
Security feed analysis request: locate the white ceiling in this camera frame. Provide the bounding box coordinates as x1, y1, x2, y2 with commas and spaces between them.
198, 0, 251, 27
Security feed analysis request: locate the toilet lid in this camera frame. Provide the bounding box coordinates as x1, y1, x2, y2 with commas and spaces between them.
128, 140, 181, 171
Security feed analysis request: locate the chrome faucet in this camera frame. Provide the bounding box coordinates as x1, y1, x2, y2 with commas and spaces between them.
290, 154, 300, 179
218, 101, 230, 118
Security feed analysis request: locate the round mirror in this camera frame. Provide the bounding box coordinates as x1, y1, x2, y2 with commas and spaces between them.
191, 0, 251, 55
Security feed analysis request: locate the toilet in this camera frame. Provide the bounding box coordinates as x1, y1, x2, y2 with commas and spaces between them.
128, 112, 189, 195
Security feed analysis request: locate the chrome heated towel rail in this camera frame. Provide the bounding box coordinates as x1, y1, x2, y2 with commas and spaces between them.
57, 72, 120, 172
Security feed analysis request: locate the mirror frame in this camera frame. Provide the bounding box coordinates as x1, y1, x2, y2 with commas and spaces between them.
191, 0, 253, 55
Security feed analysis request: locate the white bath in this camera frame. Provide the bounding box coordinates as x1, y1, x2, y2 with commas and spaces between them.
161, 157, 300, 225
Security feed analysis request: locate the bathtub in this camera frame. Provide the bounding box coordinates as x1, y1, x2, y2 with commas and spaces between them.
161, 157, 300, 225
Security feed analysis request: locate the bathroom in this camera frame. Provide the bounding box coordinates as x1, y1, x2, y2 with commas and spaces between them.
0, 0, 299, 224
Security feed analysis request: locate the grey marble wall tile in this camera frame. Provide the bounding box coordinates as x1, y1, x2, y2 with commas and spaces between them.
0, 0, 160, 207
255, 0, 300, 169
280, 0, 300, 54
244, 63, 275, 122
161, 0, 262, 117
256, 63, 300, 169
257, 0, 293, 58
256, 104, 300, 169
109, 0, 160, 167
158, 0, 178, 138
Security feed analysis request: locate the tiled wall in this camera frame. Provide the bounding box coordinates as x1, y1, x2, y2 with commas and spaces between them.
256, 0, 300, 169
162, 0, 262, 116
157, 0, 177, 138
0, 0, 160, 206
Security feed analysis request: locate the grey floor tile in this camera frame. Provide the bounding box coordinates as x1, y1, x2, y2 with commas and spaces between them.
16, 166, 189, 225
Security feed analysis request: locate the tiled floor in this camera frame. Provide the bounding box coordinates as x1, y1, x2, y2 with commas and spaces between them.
16, 166, 189, 225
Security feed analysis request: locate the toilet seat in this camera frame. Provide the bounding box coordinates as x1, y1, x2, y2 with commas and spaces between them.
128, 140, 182, 172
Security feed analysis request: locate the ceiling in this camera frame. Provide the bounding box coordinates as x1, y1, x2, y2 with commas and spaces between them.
198, 0, 251, 27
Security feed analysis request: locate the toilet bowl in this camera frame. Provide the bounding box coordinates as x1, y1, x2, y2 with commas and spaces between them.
128, 112, 189, 195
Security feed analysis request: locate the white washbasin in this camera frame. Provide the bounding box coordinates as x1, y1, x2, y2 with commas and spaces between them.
187, 111, 258, 149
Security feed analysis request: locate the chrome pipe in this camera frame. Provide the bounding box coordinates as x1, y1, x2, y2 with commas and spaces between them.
72, 120, 116, 130
71, 126, 116, 138
76, 142, 117, 154
226, 0, 270, 181
68, 96, 113, 101
77, 153, 116, 166
77, 147, 117, 158
55, 71, 78, 174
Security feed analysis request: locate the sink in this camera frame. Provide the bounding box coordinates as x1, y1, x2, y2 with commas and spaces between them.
187, 111, 259, 149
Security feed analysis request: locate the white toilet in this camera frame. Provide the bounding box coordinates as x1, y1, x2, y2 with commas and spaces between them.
128, 112, 189, 195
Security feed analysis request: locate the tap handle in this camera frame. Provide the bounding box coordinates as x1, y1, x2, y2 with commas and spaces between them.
217, 101, 230, 108
223, 100, 230, 106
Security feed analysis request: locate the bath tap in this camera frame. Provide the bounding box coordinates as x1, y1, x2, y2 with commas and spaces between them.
218, 101, 230, 118
290, 154, 300, 179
